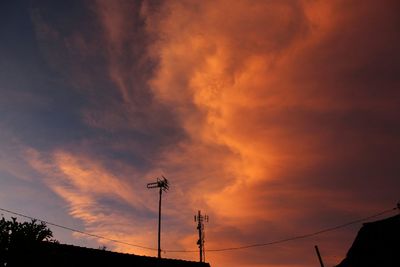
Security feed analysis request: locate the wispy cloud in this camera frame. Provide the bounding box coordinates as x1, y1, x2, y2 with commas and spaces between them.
26, 148, 158, 253
3, 0, 398, 266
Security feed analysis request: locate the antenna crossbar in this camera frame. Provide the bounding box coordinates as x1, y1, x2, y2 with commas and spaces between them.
146, 176, 169, 259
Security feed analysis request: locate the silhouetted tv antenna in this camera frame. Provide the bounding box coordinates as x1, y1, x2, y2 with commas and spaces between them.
194, 210, 209, 263
147, 176, 169, 258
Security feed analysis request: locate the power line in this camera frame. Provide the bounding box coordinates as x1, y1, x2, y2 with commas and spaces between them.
0, 206, 397, 253
164, 206, 398, 253
206, 207, 398, 252
0, 207, 157, 251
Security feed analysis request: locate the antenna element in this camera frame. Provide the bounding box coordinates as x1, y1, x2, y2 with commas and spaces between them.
147, 176, 169, 258
194, 210, 209, 262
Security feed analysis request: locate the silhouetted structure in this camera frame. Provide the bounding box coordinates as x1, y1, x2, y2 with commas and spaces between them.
6, 241, 211, 267
336, 214, 400, 267
147, 176, 170, 258
194, 210, 208, 263
314, 245, 325, 267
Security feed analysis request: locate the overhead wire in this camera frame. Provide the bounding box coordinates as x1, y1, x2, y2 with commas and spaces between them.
0, 205, 398, 253
0, 207, 157, 251
166, 206, 398, 253
201, 206, 398, 252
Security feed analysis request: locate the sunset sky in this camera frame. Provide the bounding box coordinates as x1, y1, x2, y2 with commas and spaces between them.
1, 1, 399, 266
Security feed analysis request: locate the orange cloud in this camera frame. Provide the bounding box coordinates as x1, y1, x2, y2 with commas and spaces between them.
142, 0, 400, 266
24, 0, 400, 266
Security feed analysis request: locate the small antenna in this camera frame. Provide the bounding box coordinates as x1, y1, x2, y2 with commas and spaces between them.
194, 210, 209, 263
147, 176, 169, 191
147, 176, 169, 258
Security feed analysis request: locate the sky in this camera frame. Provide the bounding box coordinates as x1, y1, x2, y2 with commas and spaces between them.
0, 0, 399, 266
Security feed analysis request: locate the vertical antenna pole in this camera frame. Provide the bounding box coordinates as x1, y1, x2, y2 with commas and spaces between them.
147, 176, 169, 259
314, 245, 325, 267
197, 210, 203, 262
158, 187, 162, 258
195, 210, 208, 262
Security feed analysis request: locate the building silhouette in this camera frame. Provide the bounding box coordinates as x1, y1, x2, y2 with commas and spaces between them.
336, 214, 400, 267
5, 241, 211, 267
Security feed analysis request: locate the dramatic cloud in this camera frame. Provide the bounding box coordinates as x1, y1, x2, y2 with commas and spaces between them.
144, 0, 400, 265
1, 0, 399, 267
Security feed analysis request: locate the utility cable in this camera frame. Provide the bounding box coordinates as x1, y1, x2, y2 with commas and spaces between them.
0, 206, 397, 253
0, 207, 157, 251
164, 206, 398, 253
204, 206, 398, 252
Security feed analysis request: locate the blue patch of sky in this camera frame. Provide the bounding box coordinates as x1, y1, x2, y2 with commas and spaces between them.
1, 0, 186, 172
97, 127, 188, 174
30, 0, 97, 37
0, 1, 96, 150
96, 196, 156, 222
0, 170, 99, 248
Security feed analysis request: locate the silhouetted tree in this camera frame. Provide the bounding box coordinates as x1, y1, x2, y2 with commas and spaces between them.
0, 216, 57, 266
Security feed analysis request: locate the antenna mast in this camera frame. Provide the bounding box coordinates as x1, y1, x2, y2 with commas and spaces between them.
194, 210, 209, 262
147, 176, 169, 258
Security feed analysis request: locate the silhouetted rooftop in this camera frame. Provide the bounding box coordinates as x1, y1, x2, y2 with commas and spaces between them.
336, 214, 400, 267
7, 241, 211, 267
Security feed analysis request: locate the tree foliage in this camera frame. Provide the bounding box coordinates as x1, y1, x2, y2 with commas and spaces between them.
0, 216, 57, 266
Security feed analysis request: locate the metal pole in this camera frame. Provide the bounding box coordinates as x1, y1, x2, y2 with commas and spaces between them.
197, 210, 203, 262
158, 187, 162, 258
147, 177, 169, 259
314, 245, 325, 267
